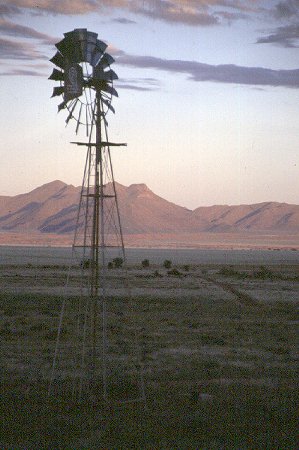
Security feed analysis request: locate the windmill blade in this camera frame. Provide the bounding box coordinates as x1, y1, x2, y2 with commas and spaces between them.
51, 86, 64, 97
94, 67, 118, 81
101, 84, 118, 97
58, 100, 68, 112
102, 98, 115, 114
73, 28, 89, 62
98, 112, 108, 127
50, 51, 64, 69
104, 69, 118, 81
86, 31, 98, 64
56, 36, 71, 56
75, 103, 83, 134
56, 35, 81, 63
96, 53, 115, 69
64, 30, 77, 39
91, 40, 108, 66
49, 68, 64, 81
65, 99, 79, 124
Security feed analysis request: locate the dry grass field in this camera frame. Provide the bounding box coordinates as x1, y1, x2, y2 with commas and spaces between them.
1, 255, 298, 448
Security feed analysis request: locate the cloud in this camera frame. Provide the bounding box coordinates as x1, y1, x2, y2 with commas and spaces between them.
0, 0, 123, 15
117, 76, 160, 91
0, 37, 47, 60
3, 0, 253, 26
0, 18, 53, 41
256, 0, 299, 48
132, 0, 263, 26
112, 17, 136, 24
216, 10, 247, 23
0, 4, 21, 16
117, 53, 299, 88
1, 0, 104, 16
274, 0, 299, 19
257, 24, 299, 48
134, 1, 219, 26
117, 83, 156, 91
0, 68, 45, 76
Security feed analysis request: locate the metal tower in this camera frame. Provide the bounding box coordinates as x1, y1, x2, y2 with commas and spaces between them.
48, 29, 145, 403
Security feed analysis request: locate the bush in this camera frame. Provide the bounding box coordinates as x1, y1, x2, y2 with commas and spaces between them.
163, 259, 172, 269
107, 257, 124, 269
218, 266, 248, 279
153, 270, 163, 278
253, 265, 274, 280
80, 259, 91, 269
183, 265, 190, 272
141, 259, 150, 268
112, 257, 124, 269
167, 268, 183, 277
218, 266, 238, 277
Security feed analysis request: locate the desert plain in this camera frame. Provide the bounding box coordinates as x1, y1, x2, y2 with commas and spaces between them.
1, 245, 298, 448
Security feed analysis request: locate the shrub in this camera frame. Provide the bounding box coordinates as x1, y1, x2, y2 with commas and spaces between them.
183, 265, 190, 272
253, 265, 274, 280
163, 259, 172, 269
112, 257, 124, 269
167, 268, 183, 277
107, 261, 114, 270
218, 266, 248, 279
80, 259, 91, 269
153, 270, 163, 278
141, 259, 150, 268
218, 266, 238, 277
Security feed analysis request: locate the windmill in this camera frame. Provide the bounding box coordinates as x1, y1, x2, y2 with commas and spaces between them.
48, 29, 145, 403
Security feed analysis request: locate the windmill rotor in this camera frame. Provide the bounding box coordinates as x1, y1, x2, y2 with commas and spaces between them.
49, 28, 118, 133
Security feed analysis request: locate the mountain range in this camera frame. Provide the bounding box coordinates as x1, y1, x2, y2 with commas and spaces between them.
0, 180, 298, 235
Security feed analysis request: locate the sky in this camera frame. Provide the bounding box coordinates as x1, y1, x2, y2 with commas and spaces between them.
0, 0, 298, 209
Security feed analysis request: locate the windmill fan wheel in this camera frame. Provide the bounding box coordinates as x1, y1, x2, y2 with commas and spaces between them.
49, 28, 118, 134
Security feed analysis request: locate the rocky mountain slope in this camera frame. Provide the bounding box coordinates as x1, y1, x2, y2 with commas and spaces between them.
0, 180, 298, 234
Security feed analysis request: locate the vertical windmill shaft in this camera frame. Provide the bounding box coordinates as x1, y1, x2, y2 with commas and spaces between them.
91, 92, 102, 298
91, 92, 105, 379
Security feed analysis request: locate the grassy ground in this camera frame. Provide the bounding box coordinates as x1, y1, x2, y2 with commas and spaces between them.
0, 263, 298, 448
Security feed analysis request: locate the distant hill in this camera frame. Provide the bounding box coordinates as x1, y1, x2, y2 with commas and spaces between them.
0, 180, 298, 235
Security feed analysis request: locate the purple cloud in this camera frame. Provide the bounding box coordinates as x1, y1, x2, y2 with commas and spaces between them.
0, 18, 53, 41
274, 0, 298, 19
1, 0, 101, 16
0, 37, 47, 60
117, 76, 160, 91
0, 68, 45, 76
257, 23, 299, 48
2, 0, 253, 26
256, 0, 299, 48
117, 53, 299, 88
112, 17, 136, 24
0, 4, 21, 16
135, 1, 219, 26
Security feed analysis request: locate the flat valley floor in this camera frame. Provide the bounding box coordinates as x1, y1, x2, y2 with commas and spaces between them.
1, 248, 298, 448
